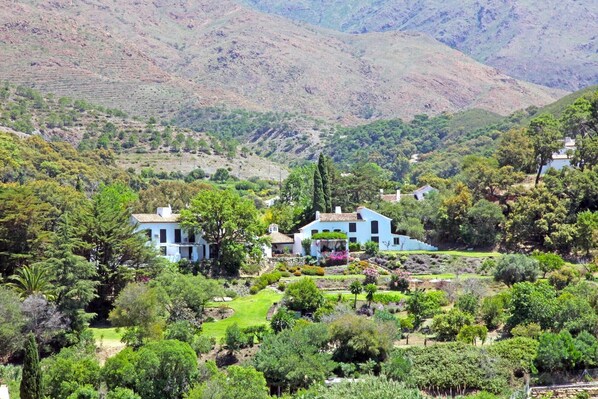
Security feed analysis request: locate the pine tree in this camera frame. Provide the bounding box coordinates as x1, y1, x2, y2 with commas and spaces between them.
20, 333, 43, 399
312, 167, 326, 214
318, 153, 332, 212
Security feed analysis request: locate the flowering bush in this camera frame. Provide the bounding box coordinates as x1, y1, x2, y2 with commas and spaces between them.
327, 251, 348, 266
389, 269, 411, 292
363, 267, 379, 285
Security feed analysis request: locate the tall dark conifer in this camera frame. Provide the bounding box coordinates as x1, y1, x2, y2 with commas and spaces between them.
20, 333, 43, 399
318, 153, 332, 212
312, 167, 326, 214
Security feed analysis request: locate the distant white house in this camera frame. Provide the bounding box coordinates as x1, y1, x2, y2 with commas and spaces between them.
131, 206, 213, 262
293, 206, 436, 257
380, 185, 437, 203
540, 137, 576, 175
263, 224, 295, 257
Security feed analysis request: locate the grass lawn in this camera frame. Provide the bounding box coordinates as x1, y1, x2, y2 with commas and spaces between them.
282, 274, 365, 281
411, 273, 492, 280
90, 327, 123, 344
203, 289, 282, 340
385, 250, 501, 258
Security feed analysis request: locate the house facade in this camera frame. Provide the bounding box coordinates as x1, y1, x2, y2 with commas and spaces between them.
293, 206, 437, 257
131, 206, 212, 262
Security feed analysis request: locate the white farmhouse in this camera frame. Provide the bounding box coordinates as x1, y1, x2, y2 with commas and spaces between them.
131, 206, 213, 262
293, 206, 436, 256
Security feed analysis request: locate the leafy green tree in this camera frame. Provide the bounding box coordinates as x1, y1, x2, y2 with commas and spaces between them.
496, 128, 535, 173
38, 215, 97, 334
102, 347, 139, 391
456, 325, 487, 345
548, 266, 579, 290
296, 376, 424, 399
42, 346, 101, 399
535, 330, 579, 371
186, 365, 269, 399
312, 166, 326, 214
431, 308, 474, 341
66, 385, 99, 399
505, 186, 571, 252
270, 307, 296, 333
180, 189, 263, 274
76, 184, 155, 314
488, 337, 539, 375
283, 278, 324, 314
224, 323, 247, 354
437, 183, 472, 240
133, 340, 197, 399
456, 293, 479, 315
318, 153, 332, 212
553, 292, 597, 335
328, 314, 396, 364
253, 323, 334, 394
527, 114, 563, 185
506, 282, 556, 331
575, 211, 598, 256
106, 388, 141, 399
109, 283, 168, 347
210, 168, 230, 182
493, 254, 539, 287
349, 280, 362, 309
479, 295, 505, 330
20, 334, 43, 399
532, 252, 565, 278
0, 286, 25, 359
460, 200, 504, 247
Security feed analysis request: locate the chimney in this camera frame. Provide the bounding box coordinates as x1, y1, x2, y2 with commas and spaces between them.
157, 205, 172, 218
380, 188, 384, 195
396, 190, 401, 201
315, 211, 321, 220
335, 206, 342, 214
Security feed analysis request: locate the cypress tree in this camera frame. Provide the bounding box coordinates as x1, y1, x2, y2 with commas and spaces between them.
20, 333, 43, 399
312, 166, 326, 214
318, 153, 332, 212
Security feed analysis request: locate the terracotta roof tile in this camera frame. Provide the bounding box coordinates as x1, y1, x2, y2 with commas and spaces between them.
269, 231, 294, 244
319, 213, 361, 222
131, 213, 180, 223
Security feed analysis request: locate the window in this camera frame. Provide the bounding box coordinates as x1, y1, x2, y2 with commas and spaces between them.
174, 229, 181, 243
160, 229, 167, 243
160, 246, 167, 255
145, 229, 152, 240
371, 221, 379, 234
349, 237, 357, 243
311, 229, 318, 236
349, 223, 356, 233
334, 229, 341, 232
393, 237, 400, 245
371, 236, 379, 243
188, 232, 196, 243
323, 229, 330, 232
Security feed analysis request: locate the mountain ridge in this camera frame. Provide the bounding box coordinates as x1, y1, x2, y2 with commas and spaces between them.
0, 0, 565, 123
243, 0, 598, 91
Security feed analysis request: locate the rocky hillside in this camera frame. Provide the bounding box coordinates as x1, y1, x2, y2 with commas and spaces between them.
0, 0, 564, 123
244, 0, 598, 91
0, 83, 288, 179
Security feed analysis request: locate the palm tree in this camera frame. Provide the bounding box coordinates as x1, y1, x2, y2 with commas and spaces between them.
364, 283, 378, 308
8, 264, 55, 299
349, 280, 362, 309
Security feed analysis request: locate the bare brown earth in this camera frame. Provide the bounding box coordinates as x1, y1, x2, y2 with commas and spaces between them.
0, 0, 565, 122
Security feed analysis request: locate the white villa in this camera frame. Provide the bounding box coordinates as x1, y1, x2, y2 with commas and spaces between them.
131, 206, 213, 262
292, 206, 436, 257
380, 185, 437, 203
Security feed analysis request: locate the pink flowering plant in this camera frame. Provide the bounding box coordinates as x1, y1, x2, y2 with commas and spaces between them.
326, 251, 348, 266
363, 267, 379, 285
389, 269, 411, 292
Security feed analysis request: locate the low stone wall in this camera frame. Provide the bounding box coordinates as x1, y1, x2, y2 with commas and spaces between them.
530, 384, 598, 399
269, 256, 305, 268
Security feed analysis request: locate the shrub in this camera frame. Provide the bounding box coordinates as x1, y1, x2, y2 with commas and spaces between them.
389, 270, 410, 292
270, 307, 297, 333
250, 271, 282, 294
493, 254, 539, 287
312, 232, 347, 240
348, 242, 362, 252
346, 261, 369, 275
548, 266, 579, 290
302, 266, 325, 276
432, 309, 474, 341
364, 241, 379, 256
327, 251, 349, 266
372, 292, 406, 305
191, 335, 215, 355
284, 278, 324, 313
363, 267, 379, 285
511, 323, 542, 339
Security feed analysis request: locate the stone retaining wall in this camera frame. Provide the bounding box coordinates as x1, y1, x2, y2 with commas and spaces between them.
530, 384, 598, 399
